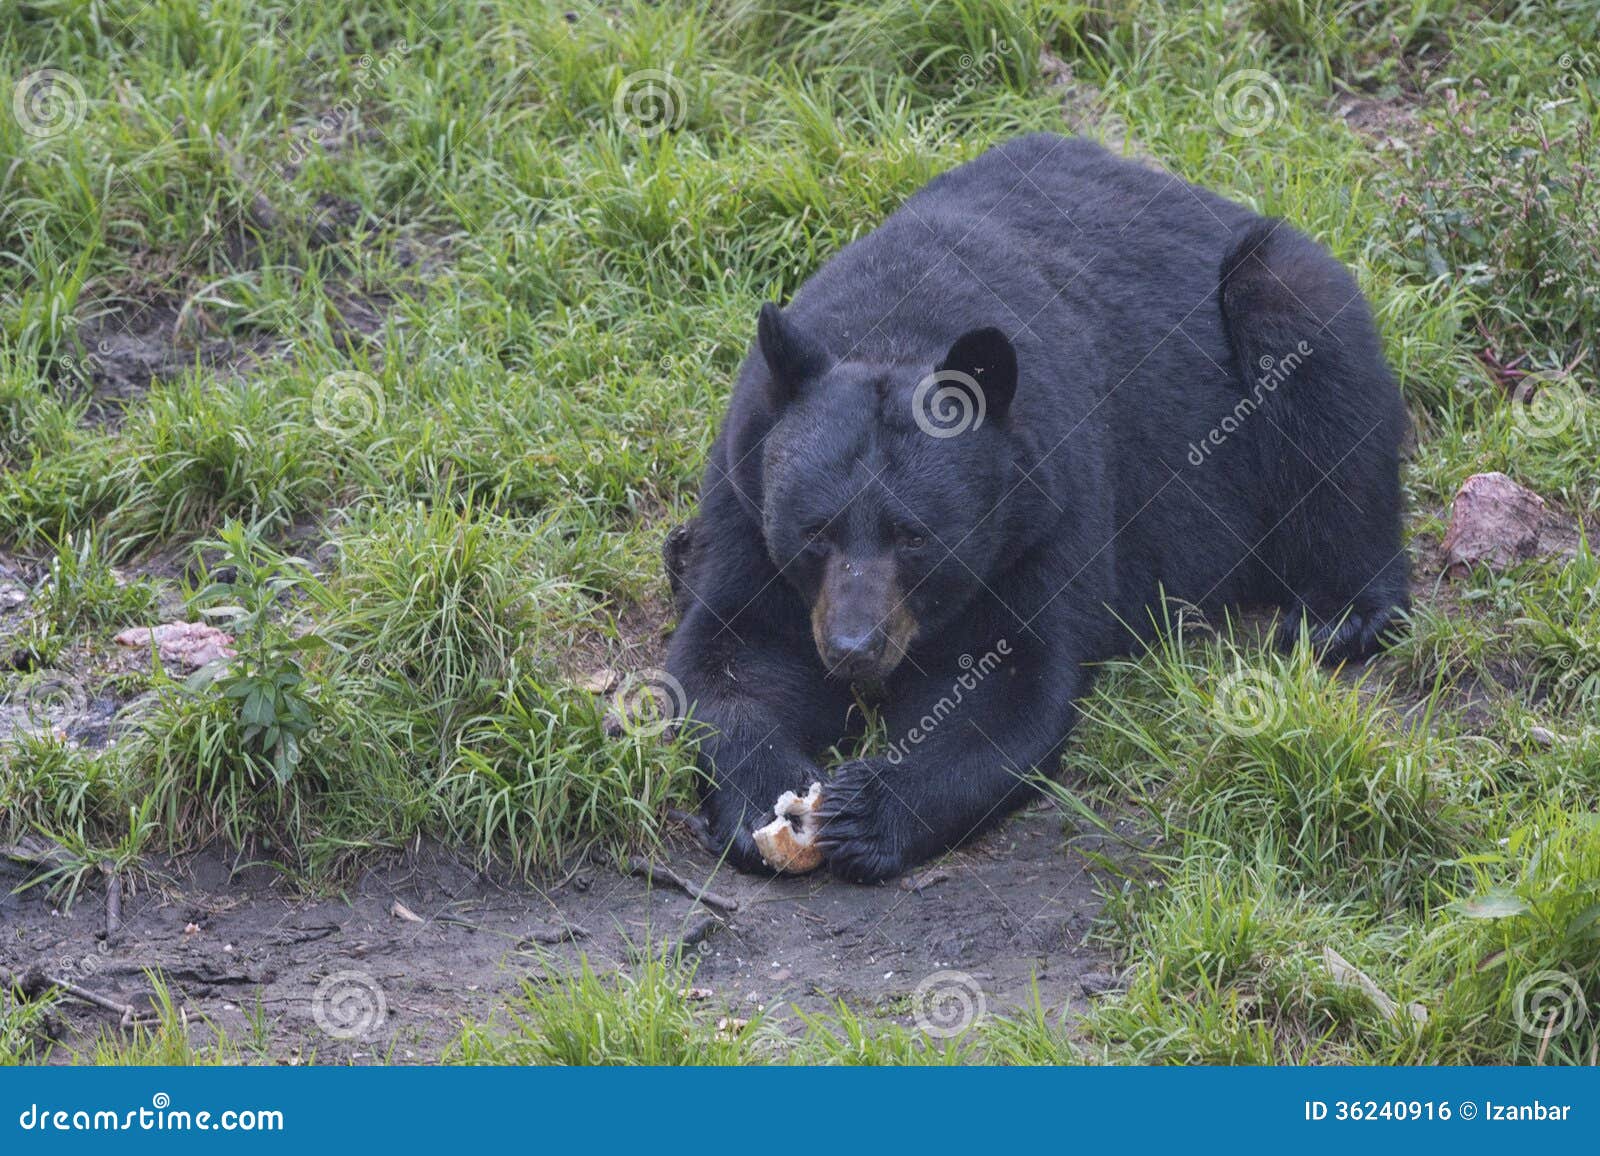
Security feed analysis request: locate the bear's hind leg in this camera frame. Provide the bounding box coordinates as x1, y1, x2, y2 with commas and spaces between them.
1275, 557, 1410, 664
1219, 219, 1411, 666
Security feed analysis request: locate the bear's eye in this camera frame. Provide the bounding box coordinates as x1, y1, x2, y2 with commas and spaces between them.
897, 528, 927, 551
802, 523, 829, 545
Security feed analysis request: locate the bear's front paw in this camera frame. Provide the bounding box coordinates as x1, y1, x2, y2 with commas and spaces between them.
815, 760, 916, 883
700, 793, 779, 875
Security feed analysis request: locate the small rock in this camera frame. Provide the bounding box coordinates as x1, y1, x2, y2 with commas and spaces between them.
1526, 725, 1570, 747
1078, 971, 1124, 996
1441, 472, 1550, 576
114, 622, 236, 671
580, 668, 619, 695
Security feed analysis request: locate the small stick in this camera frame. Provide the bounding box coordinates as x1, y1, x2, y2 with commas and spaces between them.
633, 911, 720, 961
676, 911, 719, 950
899, 868, 951, 893
4, 966, 154, 1025
1536, 1008, 1556, 1066
522, 922, 590, 946
104, 869, 123, 942
626, 856, 739, 913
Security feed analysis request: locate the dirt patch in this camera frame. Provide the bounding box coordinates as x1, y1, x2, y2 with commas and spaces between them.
69, 281, 395, 426
0, 805, 1114, 1063
1333, 93, 1430, 149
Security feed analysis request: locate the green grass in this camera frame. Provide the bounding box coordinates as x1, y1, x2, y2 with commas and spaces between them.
2, 0, 1597, 1064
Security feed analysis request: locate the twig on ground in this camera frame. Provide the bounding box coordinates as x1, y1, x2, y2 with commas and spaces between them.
521, 922, 590, 947
625, 856, 739, 913
4, 965, 155, 1028
633, 909, 721, 961
104, 868, 123, 943
899, 868, 951, 893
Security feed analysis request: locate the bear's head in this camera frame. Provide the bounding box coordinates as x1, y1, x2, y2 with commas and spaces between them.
754, 302, 1019, 682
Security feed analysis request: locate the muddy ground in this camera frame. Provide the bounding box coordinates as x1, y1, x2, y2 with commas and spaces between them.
0, 805, 1116, 1062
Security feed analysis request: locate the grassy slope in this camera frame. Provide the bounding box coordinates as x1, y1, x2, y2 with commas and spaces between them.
2, 0, 1597, 1063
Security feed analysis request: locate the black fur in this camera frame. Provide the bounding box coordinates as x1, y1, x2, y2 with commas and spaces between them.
665, 134, 1409, 882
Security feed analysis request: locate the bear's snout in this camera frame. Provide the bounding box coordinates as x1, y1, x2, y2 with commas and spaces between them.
810, 554, 916, 682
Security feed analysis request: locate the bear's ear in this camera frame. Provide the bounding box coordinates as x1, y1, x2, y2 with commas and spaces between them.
938, 327, 1017, 419
758, 301, 829, 409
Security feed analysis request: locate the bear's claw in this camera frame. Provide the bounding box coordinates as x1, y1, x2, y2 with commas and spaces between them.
814, 760, 909, 883
1278, 601, 1407, 665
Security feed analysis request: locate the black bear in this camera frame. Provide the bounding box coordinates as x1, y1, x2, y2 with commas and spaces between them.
664, 134, 1408, 882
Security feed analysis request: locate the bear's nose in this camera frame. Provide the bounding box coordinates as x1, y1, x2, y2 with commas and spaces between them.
823, 628, 885, 678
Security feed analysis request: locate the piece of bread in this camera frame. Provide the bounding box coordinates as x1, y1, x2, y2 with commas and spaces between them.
752, 782, 825, 874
